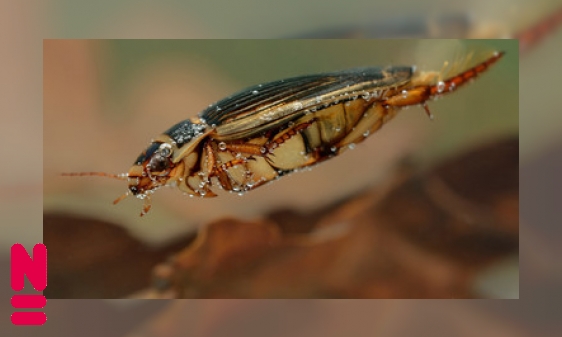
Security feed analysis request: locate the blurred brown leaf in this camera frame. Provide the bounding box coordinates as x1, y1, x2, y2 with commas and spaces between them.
43, 214, 196, 298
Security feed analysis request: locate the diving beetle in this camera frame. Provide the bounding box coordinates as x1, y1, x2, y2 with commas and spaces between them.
64, 51, 504, 216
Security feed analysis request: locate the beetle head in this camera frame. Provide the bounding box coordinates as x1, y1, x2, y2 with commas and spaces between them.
127, 141, 177, 196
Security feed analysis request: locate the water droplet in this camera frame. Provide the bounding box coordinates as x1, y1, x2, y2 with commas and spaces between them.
260, 147, 267, 154
437, 81, 445, 93
362, 92, 371, 100
218, 142, 227, 151
363, 130, 370, 137
402, 90, 408, 98
331, 146, 338, 152
348, 143, 356, 150
199, 190, 207, 196
334, 126, 341, 132
252, 90, 259, 95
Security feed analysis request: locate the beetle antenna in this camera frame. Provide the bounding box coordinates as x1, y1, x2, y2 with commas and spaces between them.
113, 191, 130, 205
61, 172, 128, 181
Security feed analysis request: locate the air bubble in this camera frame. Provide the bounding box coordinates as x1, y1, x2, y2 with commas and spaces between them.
348, 143, 356, 150
331, 146, 338, 152
252, 90, 259, 95
363, 130, 370, 137
260, 147, 267, 154
218, 142, 227, 151
402, 90, 408, 98
436, 81, 445, 93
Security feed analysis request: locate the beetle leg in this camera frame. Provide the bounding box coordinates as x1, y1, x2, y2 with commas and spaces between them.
264, 120, 315, 154
204, 141, 217, 175
140, 195, 152, 217
220, 143, 264, 156
217, 120, 316, 158
208, 141, 255, 191
209, 157, 251, 177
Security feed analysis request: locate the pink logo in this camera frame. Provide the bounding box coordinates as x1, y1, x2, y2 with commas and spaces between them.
10, 243, 47, 325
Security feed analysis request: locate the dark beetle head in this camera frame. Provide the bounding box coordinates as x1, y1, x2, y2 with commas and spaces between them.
62, 118, 211, 216
126, 141, 177, 197
126, 119, 209, 198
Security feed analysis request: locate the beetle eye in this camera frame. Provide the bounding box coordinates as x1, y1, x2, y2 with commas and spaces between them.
160, 147, 171, 157
148, 156, 169, 173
